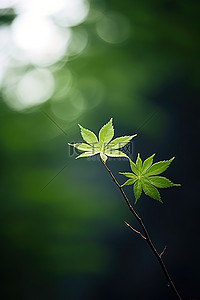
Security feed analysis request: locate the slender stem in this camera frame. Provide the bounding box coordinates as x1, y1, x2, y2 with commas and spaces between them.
100, 157, 182, 300
160, 246, 167, 258
124, 221, 146, 240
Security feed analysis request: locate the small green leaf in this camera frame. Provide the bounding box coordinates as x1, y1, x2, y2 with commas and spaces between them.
145, 157, 175, 176
133, 180, 142, 204
106, 135, 137, 150
78, 124, 99, 146
105, 149, 128, 158
147, 176, 181, 188
136, 153, 142, 172
76, 151, 98, 159
129, 159, 139, 176
121, 178, 137, 187
119, 172, 137, 178
120, 154, 180, 204
68, 143, 94, 151
142, 154, 155, 173
141, 178, 162, 203
100, 151, 108, 162
99, 118, 114, 148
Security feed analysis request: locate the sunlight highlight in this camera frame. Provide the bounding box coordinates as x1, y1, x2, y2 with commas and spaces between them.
17, 68, 54, 108
11, 13, 71, 66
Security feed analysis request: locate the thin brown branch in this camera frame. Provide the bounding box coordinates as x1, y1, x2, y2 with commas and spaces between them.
100, 157, 182, 300
124, 221, 146, 240
160, 246, 167, 258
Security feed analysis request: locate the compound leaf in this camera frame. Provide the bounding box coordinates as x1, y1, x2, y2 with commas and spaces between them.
120, 154, 180, 204
71, 118, 136, 163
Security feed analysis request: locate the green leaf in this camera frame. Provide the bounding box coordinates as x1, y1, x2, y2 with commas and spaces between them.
72, 119, 137, 161
68, 143, 94, 151
129, 159, 139, 176
133, 180, 142, 204
145, 157, 175, 176
142, 154, 155, 173
147, 176, 181, 188
121, 178, 137, 187
106, 134, 137, 150
76, 151, 98, 159
100, 151, 107, 162
98, 118, 114, 148
119, 172, 137, 178
119, 154, 180, 204
141, 178, 162, 203
136, 153, 142, 172
105, 149, 128, 158
78, 124, 99, 146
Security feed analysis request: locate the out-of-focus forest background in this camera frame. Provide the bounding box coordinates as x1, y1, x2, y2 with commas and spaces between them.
0, 0, 200, 299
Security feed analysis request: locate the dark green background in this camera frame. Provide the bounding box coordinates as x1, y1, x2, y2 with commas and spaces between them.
1, 0, 200, 299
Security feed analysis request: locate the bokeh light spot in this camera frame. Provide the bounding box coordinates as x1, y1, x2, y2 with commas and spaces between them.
11, 13, 71, 66
14, 0, 67, 16
53, 69, 73, 100
53, 0, 89, 27
96, 12, 131, 44
3, 68, 54, 111
0, 0, 18, 9
51, 89, 85, 121
17, 68, 54, 107
67, 28, 88, 58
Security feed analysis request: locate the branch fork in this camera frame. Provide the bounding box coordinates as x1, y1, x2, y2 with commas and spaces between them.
160, 246, 167, 258
124, 221, 146, 240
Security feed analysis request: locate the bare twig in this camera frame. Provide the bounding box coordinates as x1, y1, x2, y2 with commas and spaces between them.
160, 246, 167, 258
124, 221, 146, 240
100, 157, 182, 300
